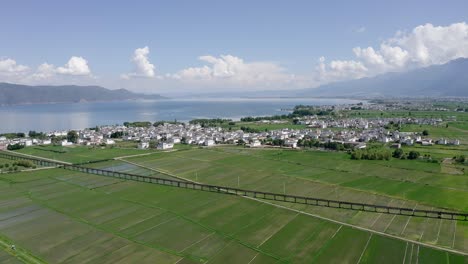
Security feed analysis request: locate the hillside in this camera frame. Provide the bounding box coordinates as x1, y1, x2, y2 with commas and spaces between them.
0, 83, 166, 105
299, 58, 468, 98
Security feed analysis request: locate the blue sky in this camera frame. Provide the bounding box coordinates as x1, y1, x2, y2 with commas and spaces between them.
1, 0, 468, 94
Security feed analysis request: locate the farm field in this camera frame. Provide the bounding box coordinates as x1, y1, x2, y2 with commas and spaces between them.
400, 124, 468, 144
0, 167, 465, 263
14, 145, 158, 164
118, 146, 468, 253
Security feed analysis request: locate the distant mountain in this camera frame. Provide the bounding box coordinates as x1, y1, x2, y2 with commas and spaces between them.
298, 58, 468, 98
0, 83, 166, 105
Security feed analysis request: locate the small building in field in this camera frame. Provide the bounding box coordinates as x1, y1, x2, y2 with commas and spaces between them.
250, 140, 262, 147
390, 143, 401, 149
204, 139, 215, 147
138, 142, 149, 149
284, 139, 298, 148
157, 142, 174, 150
61, 140, 73, 146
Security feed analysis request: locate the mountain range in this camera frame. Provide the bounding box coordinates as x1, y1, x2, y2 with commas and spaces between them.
0, 83, 166, 105
1, 57, 467, 105
297, 58, 468, 98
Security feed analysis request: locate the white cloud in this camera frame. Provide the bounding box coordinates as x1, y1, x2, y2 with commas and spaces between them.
171, 54, 298, 89
354, 26, 366, 33
31, 63, 56, 80
353, 47, 385, 66
122, 46, 155, 79
29, 57, 92, 81
56, 56, 91, 76
0, 58, 29, 76
316, 22, 468, 84
393, 22, 468, 66
316, 57, 368, 83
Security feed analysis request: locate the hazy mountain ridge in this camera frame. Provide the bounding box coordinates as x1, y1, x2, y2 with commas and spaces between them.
0, 83, 166, 105
298, 58, 468, 98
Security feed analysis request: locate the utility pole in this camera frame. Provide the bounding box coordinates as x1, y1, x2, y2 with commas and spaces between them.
238, 175, 240, 188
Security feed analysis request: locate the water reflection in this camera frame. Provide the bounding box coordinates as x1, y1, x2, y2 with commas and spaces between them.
0, 98, 364, 133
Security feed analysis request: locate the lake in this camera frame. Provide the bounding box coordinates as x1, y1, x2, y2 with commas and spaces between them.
0, 98, 364, 133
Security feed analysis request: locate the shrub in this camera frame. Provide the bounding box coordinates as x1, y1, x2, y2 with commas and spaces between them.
392, 148, 404, 158
7, 143, 25, 151
407, 151, 420, 160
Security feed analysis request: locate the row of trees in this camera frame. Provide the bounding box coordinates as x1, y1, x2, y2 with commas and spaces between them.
0, 133, 25, 139
351, 147, 424, 161
240, 126, 262, 133
0, 160, 36, 171
240, 106, 334, 123
153, 120, 183, 127
123, 121, 152, 127
28, 131, 47, 139
7, 143, 24, 151
110, 131, 125, 138
392, 149, 420, 160
189, 119, 233, 127
351, 148, 392, 160
297, 139, 355, 151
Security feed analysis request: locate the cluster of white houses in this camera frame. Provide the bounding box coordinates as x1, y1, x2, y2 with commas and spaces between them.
0, 117, 461, 151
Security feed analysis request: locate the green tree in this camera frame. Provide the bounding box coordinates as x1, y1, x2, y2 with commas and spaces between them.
456, 155, 465, 163
392, 148, 404, 158
422, 130, 429, 136
67, 130, 79, 143
408, 151, 420, 160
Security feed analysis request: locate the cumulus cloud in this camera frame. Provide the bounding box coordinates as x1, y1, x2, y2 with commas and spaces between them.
31, 63, 56, 80
122, 47, 155, 79
316, 57, 368, 83
56, 56, 91, 76
317, 22, 468, 83
171, 54, 298, 88
29, 57, 92, 81
0, 58, 29, 76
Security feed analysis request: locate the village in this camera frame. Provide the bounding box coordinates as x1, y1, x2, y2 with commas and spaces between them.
0, 114, 461, 151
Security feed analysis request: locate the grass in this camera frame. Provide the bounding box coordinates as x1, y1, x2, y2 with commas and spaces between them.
15, 145, 158, 164
0, 168, 464, 263
1, 113, 466, 262
115, 146, 468, 253
400, 124, 468, 144
221, 121, 307, 131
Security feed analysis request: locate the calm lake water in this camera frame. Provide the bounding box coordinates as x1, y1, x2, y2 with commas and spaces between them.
0, 98, 364, 133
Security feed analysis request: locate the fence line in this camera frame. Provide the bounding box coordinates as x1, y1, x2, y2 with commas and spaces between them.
1, 151, 466, 221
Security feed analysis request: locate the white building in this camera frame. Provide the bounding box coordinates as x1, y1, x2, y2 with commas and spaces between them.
105, 139, 116, 145
250, 140, 262, 147
157, 142, 174, 150
169, 137, 181, 144
204, 139, 215, 147
284, 139, 298, 148
41, 139, 52, 145
138, 142, 149, 149
61, 140, 73, 146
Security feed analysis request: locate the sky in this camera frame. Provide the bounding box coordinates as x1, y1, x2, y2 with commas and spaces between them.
1, 0, 468, 95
